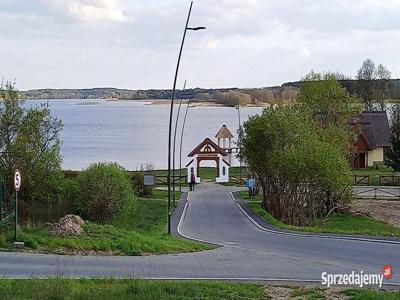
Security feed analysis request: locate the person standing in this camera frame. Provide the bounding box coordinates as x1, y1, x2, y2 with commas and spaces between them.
190, 171, 196, 191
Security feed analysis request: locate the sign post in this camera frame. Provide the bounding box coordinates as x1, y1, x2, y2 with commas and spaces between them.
14, 170, 21, 242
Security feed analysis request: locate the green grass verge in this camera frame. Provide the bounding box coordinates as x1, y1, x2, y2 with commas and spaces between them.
0, 279, 265, 300
240, 192, 400, 238
0, 190, 211, 255
345, 289, 400, 300
0, 280, 398, 300
288, 287, 400, 300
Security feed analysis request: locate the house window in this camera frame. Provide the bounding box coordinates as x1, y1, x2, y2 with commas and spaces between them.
222, 166, 226, 176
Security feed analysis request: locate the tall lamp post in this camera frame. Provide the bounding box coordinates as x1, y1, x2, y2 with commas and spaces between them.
167, 1, 205, 234
236, 104, 242, 183
179, 88, 192, 194
172, 80, 187, 205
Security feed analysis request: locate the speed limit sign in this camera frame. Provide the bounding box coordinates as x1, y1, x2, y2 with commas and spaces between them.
14, 169, 21, 192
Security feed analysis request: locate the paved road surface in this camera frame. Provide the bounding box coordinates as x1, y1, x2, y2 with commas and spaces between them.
1, 183, 399, 285
353, 186, 400, 200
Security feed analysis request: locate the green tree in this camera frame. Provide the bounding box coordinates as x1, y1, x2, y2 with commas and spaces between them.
239, 106, 352, 226
0, 82, 63, 204
386, 104, 400, 171
74, 162, 136, 223
297, 72, 363, 158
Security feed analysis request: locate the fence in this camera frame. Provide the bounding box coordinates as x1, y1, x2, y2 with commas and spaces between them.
353, 175, 369, 186
152, 175, 187, 186
0, 175, 75, 227
379, 175, 400, 186
19, 195, 74, 226
352, 186, 400, 200
229, 175, 248, 185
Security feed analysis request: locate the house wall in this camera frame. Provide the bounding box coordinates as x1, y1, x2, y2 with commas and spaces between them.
367, 147, 384, 167
215, 158, 229, 183
187, 154, 230, 183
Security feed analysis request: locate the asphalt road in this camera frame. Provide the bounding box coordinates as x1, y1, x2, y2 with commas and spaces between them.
352, 186, 400, 200
1, 183, 399, 285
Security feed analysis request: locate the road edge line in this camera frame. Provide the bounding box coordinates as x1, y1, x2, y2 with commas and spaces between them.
230, 192, 400, 245
176, 193, 224, 247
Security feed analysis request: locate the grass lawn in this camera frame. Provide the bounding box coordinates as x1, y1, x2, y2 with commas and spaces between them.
0, 280, 398, 300
285, 287, 400, 300
345, 289, 400, 300
0, 190, 210, 255
240, 192, 400, 238
0, 279, 264, 300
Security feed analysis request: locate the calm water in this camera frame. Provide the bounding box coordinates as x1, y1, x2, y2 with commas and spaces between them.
25, 100, 263, 170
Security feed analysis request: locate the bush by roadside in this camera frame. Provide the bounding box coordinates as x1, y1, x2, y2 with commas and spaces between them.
74, 162, 136, 224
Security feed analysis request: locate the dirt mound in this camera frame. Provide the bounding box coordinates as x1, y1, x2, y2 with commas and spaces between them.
49, 214, 85, 236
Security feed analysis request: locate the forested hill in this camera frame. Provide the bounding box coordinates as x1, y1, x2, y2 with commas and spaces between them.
21, 87, 239, 101
21, 79, 400, 104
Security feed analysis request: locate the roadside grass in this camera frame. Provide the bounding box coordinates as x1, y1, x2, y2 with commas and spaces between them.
0, 280, 398, 300
352, 165, 394, 186
0, 190, 211, 255
0, 279, 265, 300
345, 288, 400, 300
240, 192, 400, 237
287, 287, 400, 300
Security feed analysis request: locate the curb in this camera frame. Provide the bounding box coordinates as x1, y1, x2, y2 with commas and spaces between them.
231, 192, 400, 245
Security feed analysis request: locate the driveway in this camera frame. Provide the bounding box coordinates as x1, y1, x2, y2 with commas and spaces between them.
1, 183, 399, 285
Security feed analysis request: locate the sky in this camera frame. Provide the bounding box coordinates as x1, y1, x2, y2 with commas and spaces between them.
0, 0, 399, 91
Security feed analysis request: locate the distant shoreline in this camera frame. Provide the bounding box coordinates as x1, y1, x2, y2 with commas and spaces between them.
24, 98, 271, 108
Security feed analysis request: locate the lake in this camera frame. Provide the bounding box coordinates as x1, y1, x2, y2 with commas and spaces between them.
25, 100, 264, 170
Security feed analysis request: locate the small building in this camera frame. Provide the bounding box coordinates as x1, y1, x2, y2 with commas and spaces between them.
215, 124, 234, 164
352, 111, 391, 169
216, 125, 234, 149
186, 138, 231, 183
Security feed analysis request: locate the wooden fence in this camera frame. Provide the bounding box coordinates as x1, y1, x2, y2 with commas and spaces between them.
379, 175, 400, 186
353, 175, 369, 186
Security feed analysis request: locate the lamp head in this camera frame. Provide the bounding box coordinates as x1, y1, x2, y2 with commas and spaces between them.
187, 26, 206, 31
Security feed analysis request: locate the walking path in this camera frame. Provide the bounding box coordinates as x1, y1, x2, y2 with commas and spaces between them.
1, 183, 399, 285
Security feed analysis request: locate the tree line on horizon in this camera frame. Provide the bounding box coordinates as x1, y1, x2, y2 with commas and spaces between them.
19, 59, 400, 109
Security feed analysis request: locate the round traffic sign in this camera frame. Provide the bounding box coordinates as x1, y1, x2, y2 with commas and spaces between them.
14, 170, 21, 192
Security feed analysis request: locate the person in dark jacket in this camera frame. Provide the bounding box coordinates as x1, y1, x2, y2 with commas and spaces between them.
190, 171, 196, 191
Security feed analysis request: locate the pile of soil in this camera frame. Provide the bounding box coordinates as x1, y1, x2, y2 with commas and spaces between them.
49, 214, 85, 236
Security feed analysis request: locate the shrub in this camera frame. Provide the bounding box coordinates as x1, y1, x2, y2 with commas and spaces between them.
74, 162, 136, 224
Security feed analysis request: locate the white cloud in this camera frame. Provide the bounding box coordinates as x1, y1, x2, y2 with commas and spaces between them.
41, 0, 128, 23
0, 0, 399, 90
302, 47, 311, 57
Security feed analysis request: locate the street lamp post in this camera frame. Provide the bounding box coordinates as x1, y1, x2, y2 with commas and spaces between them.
236, 104, 242, 183
179, 89, 192, 194
167, 1, 205, 234
172, 80, 187, 205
